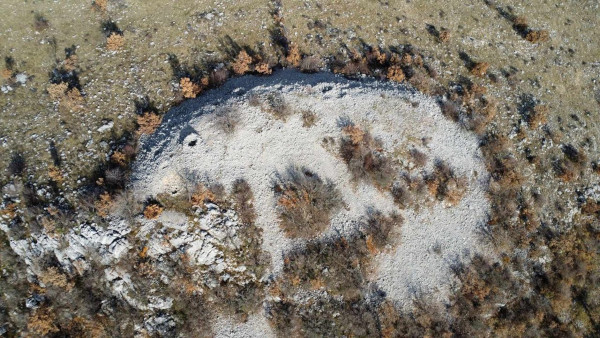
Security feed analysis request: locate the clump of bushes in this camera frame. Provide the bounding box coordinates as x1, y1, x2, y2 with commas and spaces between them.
273, 166, 342, 238
425, 160, 467, 206
338, 122, 394, 188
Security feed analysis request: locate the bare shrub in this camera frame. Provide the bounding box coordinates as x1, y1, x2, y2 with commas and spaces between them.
210, 68, 229, 86
409, 148, 428, 167
300, 56, 322, 73
273, 166, 342, 238
263, 92, 292, 120
231, 179, 255, 224
301, 110, 318, 127
339, 124, 394, 188
8, 153, 26, 176
214, 106, 239, 134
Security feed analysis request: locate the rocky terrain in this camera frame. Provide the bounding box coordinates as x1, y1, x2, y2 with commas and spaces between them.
1, 0, 599, 336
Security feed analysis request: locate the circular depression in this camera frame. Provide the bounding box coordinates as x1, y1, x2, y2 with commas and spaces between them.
131, 70, 490, 305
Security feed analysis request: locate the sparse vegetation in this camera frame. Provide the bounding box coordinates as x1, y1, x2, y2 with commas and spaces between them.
273, 166, 342, 238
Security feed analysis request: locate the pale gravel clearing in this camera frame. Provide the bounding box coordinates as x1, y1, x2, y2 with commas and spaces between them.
131, 70, 491, 306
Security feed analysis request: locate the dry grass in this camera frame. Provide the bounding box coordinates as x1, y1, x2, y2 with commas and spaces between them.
106, 32, 124, 51
143, 203, 164, 219
273, 167, 342, 238
136, 112, 162, 135
339, 124, 394, 188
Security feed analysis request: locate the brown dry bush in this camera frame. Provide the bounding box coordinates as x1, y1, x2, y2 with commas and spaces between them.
106, 32, 124, 51
526, 30, 549, 43
387, 65, 405, 82
190, 184, 218, 206
180, 77, 201, 98
136, 112, 161, 135
273, 167, 342, 238
232, 50, 253, 75
92, 0, 107, 11
143, 203, 163, 219
339, 123, 394, 188
94, 192, 113, 217
254, 62, 272, 75
39, 266, 74, 290
48, 165, 64, 183
439, 30, 451, 43
470, 62, 489, 77
27, 308, 59, 336
286, 43, 301, 67
47, 82, 69, 100
1, 68, 12, 79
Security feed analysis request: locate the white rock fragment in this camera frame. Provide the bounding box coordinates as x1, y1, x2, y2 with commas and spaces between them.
97, 121, 114, 132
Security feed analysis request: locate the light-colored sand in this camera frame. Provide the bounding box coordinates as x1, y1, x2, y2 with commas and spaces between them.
131, 70, 490, 307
